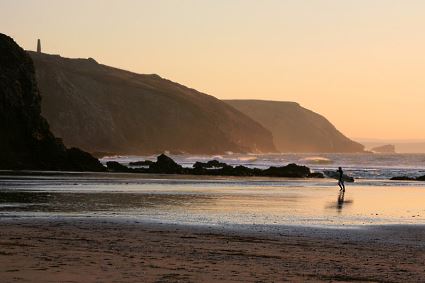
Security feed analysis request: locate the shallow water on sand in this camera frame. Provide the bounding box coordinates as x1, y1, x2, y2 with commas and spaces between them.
0, 172, 424, 227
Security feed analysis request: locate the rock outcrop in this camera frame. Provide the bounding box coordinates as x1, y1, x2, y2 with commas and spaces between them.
149, 154, 184, 174
107, 154, 323, 178
225, 100, 364, 153
0, 33, 104, 171
29, 52, 276, 155
390, 175, 425, 181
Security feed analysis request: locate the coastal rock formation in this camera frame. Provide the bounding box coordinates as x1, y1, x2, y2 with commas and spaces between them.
105, 161, 130, 173
149, 154, 184, 174
193, 160, 228, 169
129, 160, 154, 167
107, 154, 323, 178
29, 52, 276, 155
371, 144, 396, 153
390, 175, 425, 181
225, 100, 364, 153
0, 33, 104, 171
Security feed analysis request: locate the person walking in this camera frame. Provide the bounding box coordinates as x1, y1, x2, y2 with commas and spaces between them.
337, 167, 345, 191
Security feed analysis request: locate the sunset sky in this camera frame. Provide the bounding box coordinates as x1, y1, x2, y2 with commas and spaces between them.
2, 0, 424, 140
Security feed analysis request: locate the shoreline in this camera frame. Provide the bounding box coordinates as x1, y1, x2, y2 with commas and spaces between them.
1, 218, 424, 282
3, 216, 425, 243
1, 169, 424, 184
0, 169, 320, 181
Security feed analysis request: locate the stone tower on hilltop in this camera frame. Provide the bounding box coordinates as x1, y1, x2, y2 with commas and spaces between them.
37, 39, 41, 53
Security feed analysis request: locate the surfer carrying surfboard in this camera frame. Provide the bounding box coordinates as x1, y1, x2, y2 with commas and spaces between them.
337, 167, 345, 191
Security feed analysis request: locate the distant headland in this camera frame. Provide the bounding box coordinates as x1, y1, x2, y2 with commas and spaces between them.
28, 48, 364, 155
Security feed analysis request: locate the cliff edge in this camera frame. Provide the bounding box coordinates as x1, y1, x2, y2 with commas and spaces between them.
29, 52, 276, 155
225, 100, 364, 153
0, 34, 104, 171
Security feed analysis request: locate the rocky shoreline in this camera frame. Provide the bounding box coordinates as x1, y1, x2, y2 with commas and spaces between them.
390, 175, 425, 181
106, 154, 325, 178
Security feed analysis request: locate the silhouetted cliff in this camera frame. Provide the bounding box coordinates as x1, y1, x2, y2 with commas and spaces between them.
29, 52, 276, 155
225, 100, 364, 153
0, 34, 104, 171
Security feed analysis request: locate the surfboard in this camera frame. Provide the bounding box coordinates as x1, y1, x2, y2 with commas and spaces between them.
323, 170, 355, 182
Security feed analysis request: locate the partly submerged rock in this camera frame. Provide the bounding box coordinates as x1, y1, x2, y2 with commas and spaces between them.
193, 160, 228, 169
390, 175, 425, 181
129, 160, 155, 167
416, 175, 425, 181
107, 154, 322, 178
262, 164, 311, 178
106, 161, 133, 173
149, 154, 183, 174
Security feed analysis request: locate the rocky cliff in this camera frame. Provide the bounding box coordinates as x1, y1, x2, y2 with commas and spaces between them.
29, 52, 276, 155
0, 34, 104, 171
225, 100, 364, 153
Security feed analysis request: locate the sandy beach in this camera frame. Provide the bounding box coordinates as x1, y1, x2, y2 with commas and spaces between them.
1, 218, 425, 283
1, 171, 425, 282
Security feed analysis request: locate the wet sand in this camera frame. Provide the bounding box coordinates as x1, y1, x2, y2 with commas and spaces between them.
1, 219, 425, 282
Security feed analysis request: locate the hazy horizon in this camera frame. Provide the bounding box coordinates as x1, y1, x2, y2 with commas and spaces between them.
2, 0, 425, 140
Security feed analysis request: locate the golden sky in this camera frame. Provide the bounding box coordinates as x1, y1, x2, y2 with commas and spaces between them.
2, 0, 425, 140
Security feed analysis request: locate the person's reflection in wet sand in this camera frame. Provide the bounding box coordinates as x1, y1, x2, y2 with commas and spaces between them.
337, 190, 345, 212
331, 190, 353, 213
326, 191, 353, 212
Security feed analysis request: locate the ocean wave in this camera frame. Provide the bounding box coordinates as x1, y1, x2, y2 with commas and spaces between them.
299, 156, 333, 165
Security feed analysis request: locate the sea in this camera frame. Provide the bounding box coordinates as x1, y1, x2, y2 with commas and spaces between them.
103, 152, 425, 180
1, 153, 425, 228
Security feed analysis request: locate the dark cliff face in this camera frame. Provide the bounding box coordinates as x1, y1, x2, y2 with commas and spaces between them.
225, 100, 364, 153
0, 33, 104, 171
28, 52, 276, 155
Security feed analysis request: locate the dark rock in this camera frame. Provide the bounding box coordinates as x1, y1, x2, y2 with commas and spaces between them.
91, 151, 117, 158
390, 176, 416, 181
105, 154, 318, 179
129, 160, 155, 167
67, 148, 105, 172
262, 163, 311, 178
0, 33, 104, 171
232, 165, 255, 176
390, 175, 425, 181
193, 160, 227, 169
189, 157, 315, 178
149, 154, 183, 174
416, 175, 425, 181
106, 161, 132, 173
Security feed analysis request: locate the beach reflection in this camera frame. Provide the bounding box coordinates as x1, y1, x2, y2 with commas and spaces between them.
1, 174, 425, 226
326, 190, 353, 213
0, 191, 217, 214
